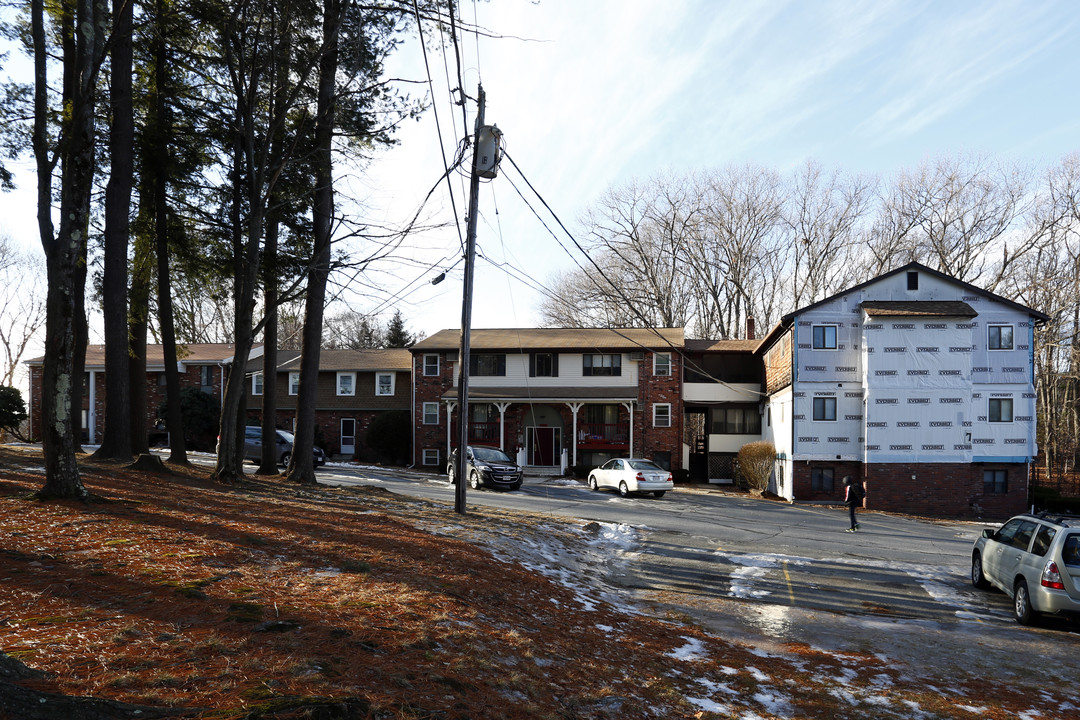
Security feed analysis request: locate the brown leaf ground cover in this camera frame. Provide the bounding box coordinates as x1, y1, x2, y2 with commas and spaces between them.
0, 445, 1075, 719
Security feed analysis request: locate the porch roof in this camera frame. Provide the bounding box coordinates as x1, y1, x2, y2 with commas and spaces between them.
439, 386, 639, 402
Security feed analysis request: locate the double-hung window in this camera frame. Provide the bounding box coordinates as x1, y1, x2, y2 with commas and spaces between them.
337, 372, 356, 396
375, 372, 395, 396
813, 397, 837, 421
811, 467, 834, 491
653, 403, 672, 428
422, 402, 439, 425
288, 372, 300, 396
653, 353, 672, 376
984, 469, 1008, 494
251, 372, 263, 396
423, 354, 440, 377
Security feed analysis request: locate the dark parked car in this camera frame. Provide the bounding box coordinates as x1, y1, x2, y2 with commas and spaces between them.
243, 426, 326, 468
447, 446, 522, 491
971, 512, 1080, 625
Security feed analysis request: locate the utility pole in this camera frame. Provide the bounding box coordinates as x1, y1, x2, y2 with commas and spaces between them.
454, 85, 486, 515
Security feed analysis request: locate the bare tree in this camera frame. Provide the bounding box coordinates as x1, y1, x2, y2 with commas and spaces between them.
0, 240, 46, 388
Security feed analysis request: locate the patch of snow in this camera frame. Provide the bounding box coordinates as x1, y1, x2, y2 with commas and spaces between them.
752, 689, 792, 717
745, 666, 769, 682
956, 705, 989, 714
685, 696, 731, 714
595, 624, 614, 633
1019, 712, 1044, 720
667, 636, 708, 662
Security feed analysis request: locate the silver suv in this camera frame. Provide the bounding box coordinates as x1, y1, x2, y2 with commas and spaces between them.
971, 512, 1080, 625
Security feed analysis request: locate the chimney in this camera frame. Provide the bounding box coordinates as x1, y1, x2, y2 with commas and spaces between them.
746, 317, 756, 340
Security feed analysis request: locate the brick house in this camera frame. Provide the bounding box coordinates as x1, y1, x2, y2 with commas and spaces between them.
246, 348, 412, 460
25, 343, 238, 445
409, 328, 684, 473
758, 262, 1048, 517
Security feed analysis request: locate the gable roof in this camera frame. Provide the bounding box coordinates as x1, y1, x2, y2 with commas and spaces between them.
411, 327, 684, 352
684, 339, 761, 353
757, 262, 1048, 353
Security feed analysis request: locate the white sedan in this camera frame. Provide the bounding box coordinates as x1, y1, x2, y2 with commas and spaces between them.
587, 458, 673, 498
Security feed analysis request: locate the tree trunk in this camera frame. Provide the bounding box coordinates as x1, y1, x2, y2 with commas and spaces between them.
287, 0, 343, 486
93, 0, 134, 462
257, 218, 281, 475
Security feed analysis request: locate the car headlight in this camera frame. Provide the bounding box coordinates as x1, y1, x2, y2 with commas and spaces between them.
476, 464, 492, 472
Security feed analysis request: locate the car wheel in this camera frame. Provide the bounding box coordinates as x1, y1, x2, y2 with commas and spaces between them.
618, 481, 630, 498
971, 554, 990, 589
447, 464, 456, 484
1014, 579, 1039, 625
469, 470, 482, 490
588, 475, 599, 491
653, 491, 666, 498
279, 452, 291, 469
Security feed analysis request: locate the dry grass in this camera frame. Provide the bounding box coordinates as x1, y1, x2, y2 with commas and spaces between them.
0, 445, 1076, 719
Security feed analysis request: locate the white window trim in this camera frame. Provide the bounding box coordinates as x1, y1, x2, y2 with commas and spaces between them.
988, 324, 1014, 351
422, 449, 440, 466
654, 352, 672, 376
423, 402, 439, 425
653, 403, 672, 428
812, 324, 838, 350
375, 372, 395, 396
423, 354, 440, 377
336, 371, 356, 397
288, 372, 300, 396
251, 372, 263, 396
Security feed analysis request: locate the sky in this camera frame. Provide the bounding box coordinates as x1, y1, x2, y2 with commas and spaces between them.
2, 0, 1079, 343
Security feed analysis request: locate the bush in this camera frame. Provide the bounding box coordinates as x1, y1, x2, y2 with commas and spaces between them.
671, 468, 691, 484
1032, 485, 1080, 514
737, 441, 776, 493
157, 387, 220, 451
363, 410, 411, 465
0, 386, 28, 440
569, 464, 593, 480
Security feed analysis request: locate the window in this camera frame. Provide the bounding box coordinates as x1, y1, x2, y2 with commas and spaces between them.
422, 449, 440, 466
812, 325, 837, 350
989, 398, 1013, 423
423, 402, 439, 425
583, 354, 621, 376
653, 403, 672, 428
710, 406, 761, 434
337, 372, 356, 396
654, 353, 672, 376
530, 352, 558, 377
1031, 526, 1057, 557
470, 353, 506, 376
813, 397, 837, 421
289, 372, 300, 396
988, 324, 1014, 350
423, 354, 440, 377
200, 366, 214, 393
984, 469, 1008, 494
907, 271, 919, 291
811, 467, 834, 491
251, 372, 263, 396
376, 372, 395, 396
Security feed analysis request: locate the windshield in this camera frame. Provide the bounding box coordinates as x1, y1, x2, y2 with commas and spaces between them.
472, 446, 513, 463
277, 431, 295, 443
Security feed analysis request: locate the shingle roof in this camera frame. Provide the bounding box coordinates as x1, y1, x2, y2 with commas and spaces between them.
860, 301, 978, 318
684, 339, 760, 353
439, 386, 639, 401
27, 343, 248, 368
411, 327, 684, 352
267, 349, 412, 372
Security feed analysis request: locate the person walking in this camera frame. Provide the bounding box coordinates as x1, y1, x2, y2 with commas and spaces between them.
843, 475, 865, 532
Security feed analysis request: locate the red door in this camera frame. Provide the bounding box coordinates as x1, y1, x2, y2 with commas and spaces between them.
527, 427, 559, 466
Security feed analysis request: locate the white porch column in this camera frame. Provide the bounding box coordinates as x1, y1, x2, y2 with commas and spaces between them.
566, 402, 583, 467
622, 401, 635, 457
445, 400, 457, 453
495, 402, 512, 450
88, 370, 97, 444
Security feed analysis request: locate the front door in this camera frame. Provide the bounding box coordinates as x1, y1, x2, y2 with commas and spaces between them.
340, 418, 356, 456
527, 427, 560, 466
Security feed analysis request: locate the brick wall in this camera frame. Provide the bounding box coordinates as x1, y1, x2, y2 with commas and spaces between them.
638, 351, 683, 471
795, 460, 1028, 518
413, 352, 453, 467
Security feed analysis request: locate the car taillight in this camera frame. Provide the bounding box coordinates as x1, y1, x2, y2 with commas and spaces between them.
1041, 561, 1065, 590
636, 472, 646, 482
